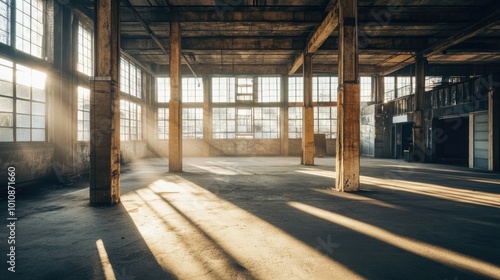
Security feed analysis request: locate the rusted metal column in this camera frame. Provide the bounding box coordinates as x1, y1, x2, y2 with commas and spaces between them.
336, 0, 360, 192
90, 0, 121, 205
413, 54, 426, 162
302, 53, 314, 165
169, 17, 183, 172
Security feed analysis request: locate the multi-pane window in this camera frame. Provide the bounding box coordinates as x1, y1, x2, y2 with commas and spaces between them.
77, 22, 93, 76
211, 106, 280, 139
77, 86, 90, 141
236, 78, 253, 102
288, 107, 302, 139
157, 77, 170, 103
254, 107, 279, 139
360, 76, 372, 102
258, 77, 280, 102
182, 77, 203, 103
384, 76, 395, 102
16, 0, 44, 58
0, 0, 10, 45
120, 57, 142, 98
288, 77, 303, 103
313, 76, 337, 102
236, 108, 253, 138
0, 57, 13, 141
15, 64, 46, 141
212, 77, 235, 103
314, 107, 337, 139
120, 58, 130, 94
182, 107, 203, 139
425, 76, 442, 91
212, 108, 236, 139
120, 100, 142, 141
397, 76, 414, 97
157, 108, 169, 139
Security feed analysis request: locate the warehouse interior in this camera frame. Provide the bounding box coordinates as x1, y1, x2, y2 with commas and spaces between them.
1, 0, 500, 279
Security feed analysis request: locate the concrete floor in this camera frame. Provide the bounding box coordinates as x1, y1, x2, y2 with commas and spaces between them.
1, 157, 500, 280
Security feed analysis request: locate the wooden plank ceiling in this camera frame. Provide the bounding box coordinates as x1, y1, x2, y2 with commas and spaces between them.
78, 0, 500, 75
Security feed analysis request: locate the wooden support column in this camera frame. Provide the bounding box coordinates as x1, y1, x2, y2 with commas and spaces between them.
412, 54, 425, 162
169, 18, 182, 172
302, 53, 314, 165
336, 0, 360, 192
90, 0, 121, 205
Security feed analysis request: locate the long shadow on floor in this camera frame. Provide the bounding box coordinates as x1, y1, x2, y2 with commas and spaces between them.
173, 158, 500, 279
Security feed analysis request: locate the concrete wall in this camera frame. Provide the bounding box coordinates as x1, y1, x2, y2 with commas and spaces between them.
121, 141, 150, 164
0, 144, 55, 186
73, 143, 91, 176
149, 138, 337, 158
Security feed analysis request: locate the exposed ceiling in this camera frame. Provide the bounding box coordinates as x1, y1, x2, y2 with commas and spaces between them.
75, 0, 500, 76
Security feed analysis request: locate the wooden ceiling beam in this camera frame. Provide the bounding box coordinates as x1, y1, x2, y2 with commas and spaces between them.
288, 2, 339, 75
379, 5, 500, 76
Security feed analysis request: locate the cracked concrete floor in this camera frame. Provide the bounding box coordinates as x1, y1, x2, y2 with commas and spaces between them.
1, 157, 500, 280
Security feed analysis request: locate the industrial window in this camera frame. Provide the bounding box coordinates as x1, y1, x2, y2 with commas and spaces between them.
120, 100, 142, 141
254, 107, 279, 139
313, 76, 337, 102
288, 77, 303, 103
157, 107, 169, 140
425, 76, 442, 91
384, 76, 395, 102
314, 107, 337, 139
77, 86, 90, 141
16, 0, 44, 58
182, 107, 203, 139
77, 22, 93, 76
397, 76, 413, 97
0, 0, 10, 45
120, 57, 142, 98
182, 77, 203, 103
288, 107, 302, 139
15, 64, 46, 142
360, 76, 372, 102
236, 108, 253, 138
157, 77, 170, 103
236, 77, 253, 102
212, 77, 235, 103
0, 57, 13, 141
258, 77, 280, 102
212, 107, 236, 139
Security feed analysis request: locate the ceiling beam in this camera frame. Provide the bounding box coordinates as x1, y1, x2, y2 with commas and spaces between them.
121, 36, 500, 53
121, 0, 201, 81
120, 9, 324, 23
379, 6, 500, 75
152, 63, 379, 76
422, 9, 500, 57
288, 2, 339, 75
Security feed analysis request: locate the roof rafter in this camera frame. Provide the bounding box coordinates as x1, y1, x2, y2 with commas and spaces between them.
288, 1, 339, 75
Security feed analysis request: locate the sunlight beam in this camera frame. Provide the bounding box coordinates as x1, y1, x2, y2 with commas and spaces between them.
289, 202, 500, 279
122, 177, 364, 279
96, 239, 117, 280
361, 175, 500, 208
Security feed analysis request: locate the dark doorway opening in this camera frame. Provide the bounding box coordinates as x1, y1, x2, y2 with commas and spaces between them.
434, 117, 469, 166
